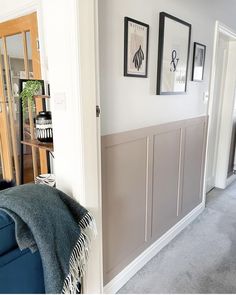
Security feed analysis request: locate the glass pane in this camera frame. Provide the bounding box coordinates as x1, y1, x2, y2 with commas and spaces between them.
5, 34, 24, 183
26, 31, 34, 77
5, 33, 38, 184
0, 39, 8, 100
0, 37, 13, 181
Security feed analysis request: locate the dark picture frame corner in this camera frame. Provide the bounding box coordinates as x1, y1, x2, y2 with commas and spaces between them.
124, 17, 149, 78
191, 42, 206, 82
156, 12, 191, 95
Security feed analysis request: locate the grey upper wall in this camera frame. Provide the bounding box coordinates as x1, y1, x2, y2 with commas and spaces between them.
98, 0, 236, 136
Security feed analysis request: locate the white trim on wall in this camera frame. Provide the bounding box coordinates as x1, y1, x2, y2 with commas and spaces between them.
104, 202, 205, 294
206, 21, 236, 190
76, 0, 103, 292
205, 21, 219, 193
206, 176, 215, 193
218, 22, 236, 40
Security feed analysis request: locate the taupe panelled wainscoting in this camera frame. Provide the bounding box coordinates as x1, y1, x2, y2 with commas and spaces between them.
102, 116, 208, 284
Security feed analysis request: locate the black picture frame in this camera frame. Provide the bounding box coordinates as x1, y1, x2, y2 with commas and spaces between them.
191, 42, 206, 82
124, 17, 149, 78
156, 12, 191, 95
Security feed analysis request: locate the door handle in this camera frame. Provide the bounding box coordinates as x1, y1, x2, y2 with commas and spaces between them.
96, 105, 101, 118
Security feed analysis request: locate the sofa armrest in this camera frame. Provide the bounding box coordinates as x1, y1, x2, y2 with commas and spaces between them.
0, 210, 17, 255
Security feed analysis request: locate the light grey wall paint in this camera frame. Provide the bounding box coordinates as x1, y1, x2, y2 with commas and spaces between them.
98, 0, 236, 136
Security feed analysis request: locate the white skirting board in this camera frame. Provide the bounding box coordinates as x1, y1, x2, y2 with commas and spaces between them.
103, 202, 205, 294
206, 176, 215, 193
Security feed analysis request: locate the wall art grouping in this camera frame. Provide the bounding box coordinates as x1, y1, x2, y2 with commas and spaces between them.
124, 17, 149, 77
123, 13, 206, 94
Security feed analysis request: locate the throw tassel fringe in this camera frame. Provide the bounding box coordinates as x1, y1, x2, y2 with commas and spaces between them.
61, 212, 96, 294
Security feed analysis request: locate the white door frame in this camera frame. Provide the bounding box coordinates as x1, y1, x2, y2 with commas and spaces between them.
207, 21, 236, 190
77, 0, 103, 293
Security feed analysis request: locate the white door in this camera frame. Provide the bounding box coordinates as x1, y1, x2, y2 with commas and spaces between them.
214, 41, 236, 188
206, 34, 229, 191
207, 23, 236, 191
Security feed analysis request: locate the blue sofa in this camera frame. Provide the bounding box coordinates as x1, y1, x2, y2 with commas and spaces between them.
0, 210, 45, 293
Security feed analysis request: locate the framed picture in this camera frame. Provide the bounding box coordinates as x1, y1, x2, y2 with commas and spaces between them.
192, 42, 206, 81
156, 12, 191, 95
124, 17, 149, 77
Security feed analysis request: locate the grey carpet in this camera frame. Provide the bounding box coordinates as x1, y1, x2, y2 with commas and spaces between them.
118, 181, 236, 293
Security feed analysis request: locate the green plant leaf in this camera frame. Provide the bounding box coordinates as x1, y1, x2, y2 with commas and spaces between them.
19, 80, 42, 115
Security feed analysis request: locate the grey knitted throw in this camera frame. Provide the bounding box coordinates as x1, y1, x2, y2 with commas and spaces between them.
0, 184, 96, 294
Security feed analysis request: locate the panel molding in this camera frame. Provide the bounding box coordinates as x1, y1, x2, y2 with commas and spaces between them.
180, 121, 206, 216
102, 115, 208, 286
102, 135, 151, 283
177, 128, 184, 216
151, 128, 182, 239
103, 202, 205, 294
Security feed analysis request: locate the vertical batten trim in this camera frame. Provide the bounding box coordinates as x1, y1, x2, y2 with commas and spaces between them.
177, 128, 183, 216
144, 136, 149, 242
199, 121, 208, 200
148, 135, 154, 240
179, 127, 186, 215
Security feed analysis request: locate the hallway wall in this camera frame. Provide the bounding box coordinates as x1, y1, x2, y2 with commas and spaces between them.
98, 0, 236, 195
99, 0, 236, 289
98, 0, 236, 136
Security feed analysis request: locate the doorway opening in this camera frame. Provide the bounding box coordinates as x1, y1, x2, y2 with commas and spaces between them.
206, 22, 236, 192
0, 13, 49, 185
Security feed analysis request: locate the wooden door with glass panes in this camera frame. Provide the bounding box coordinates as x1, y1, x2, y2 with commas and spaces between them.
0, 13, 48, 184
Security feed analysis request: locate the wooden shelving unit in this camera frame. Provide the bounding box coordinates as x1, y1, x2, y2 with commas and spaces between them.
20, 91, 53, 184
21, 139, 53, 152
33, 95, 50, 99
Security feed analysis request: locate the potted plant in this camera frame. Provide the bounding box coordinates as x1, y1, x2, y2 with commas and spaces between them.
19, 80, 42, 113
19, 80, 53, 143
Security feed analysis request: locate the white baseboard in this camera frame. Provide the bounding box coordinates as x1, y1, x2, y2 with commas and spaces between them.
206, 176, 215, 193
103, 202, 205, 294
